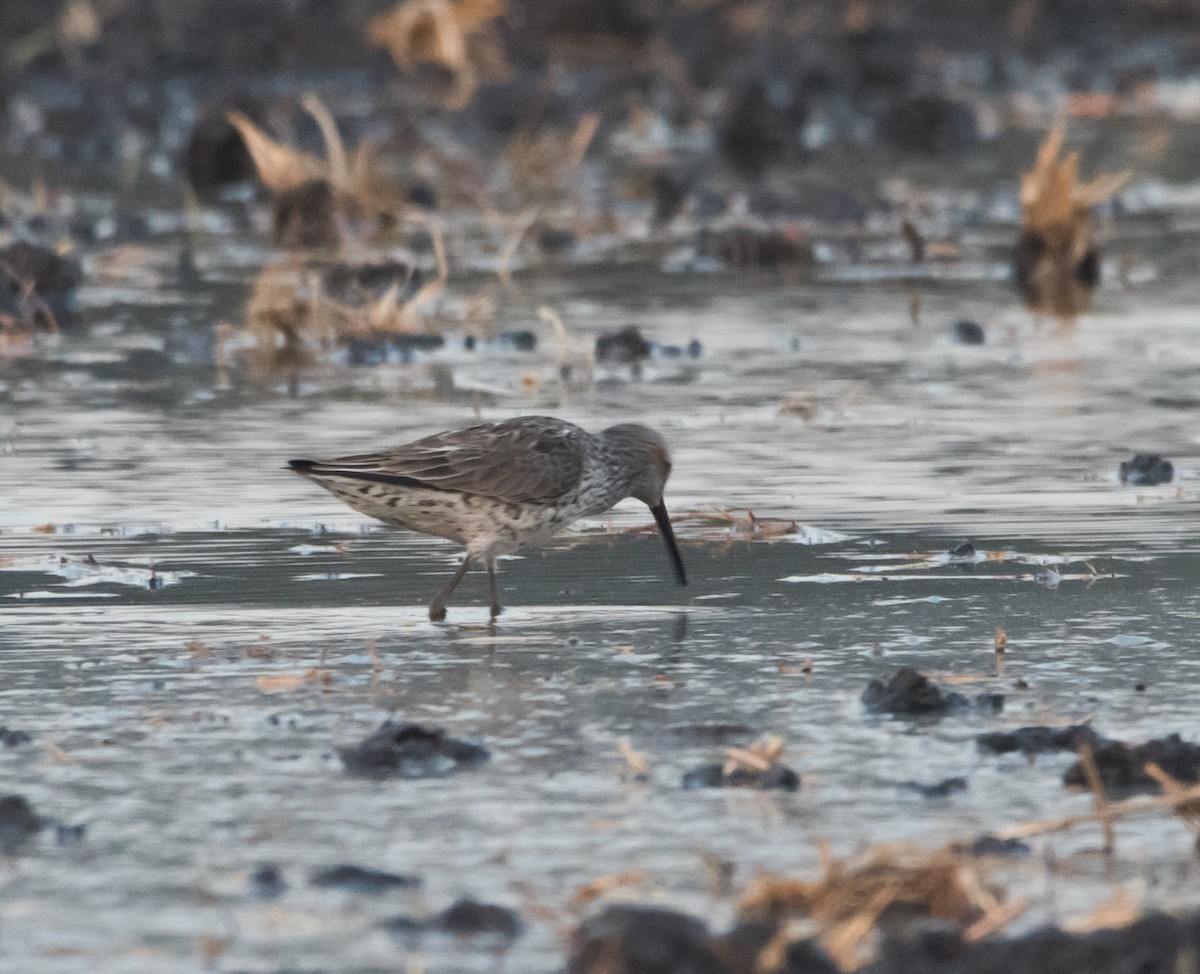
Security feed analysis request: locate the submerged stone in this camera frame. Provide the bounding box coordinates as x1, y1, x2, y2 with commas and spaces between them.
338, 721, 490, 779
953, 320, 985, 345
569, 905, 730, 974
1063, 734, 1200, 796
901, 777, 968, 798
1119, 454, 1174, 486
861, 667, 968, 715
681, 762, 800, 792
0, 794, 44, 853
0, 727, 32, 747
250, 862, 287, 899
384, 898, 522, 943
310, 864, 420, 893
596, 325, 652, 364
976, 725, 1102, 755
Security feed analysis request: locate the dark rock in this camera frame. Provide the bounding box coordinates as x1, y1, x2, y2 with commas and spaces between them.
338, 721, 490, 779
0, 794, 43, 853
310, 864, 420, 894
432, 898, 523, 939
960, 835, 1032, 858
385, 898, 523, 943
681, 762, 800, 792
538, 227, 577, 254
717, 83, 789, 176
596, 325, 652, 365
271, 179, 340, 249
953, 320, 985, 345
0, 727, 32, 747
498, 329, 537, 352
406, 183, 438, 210
901, 777, 968, 798
864, 910, 1196, 974
1119, 454, 1174, 486
662, 723, 757, 744
1063, 734, 1200, 796
251, 862, 287, 899
977, 725, 1102, 755
54, 823, 86, 846
861, 667, 968, 715
698, 226, 813, 268
0, 241, 82, 316
877, 96, 977, 155
947, 541, 976, 559
568, 905, 729, 974
184, 104, 259, 195
343, 333, 445, 367
651, 169, 688, 225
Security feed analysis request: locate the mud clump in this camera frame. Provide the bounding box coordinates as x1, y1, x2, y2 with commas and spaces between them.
901, 777, 968, 798
567, 905, 761, 974
698, 226, 813, 268
1119, 453, 1174, 486
865, 911, 1198, 974
596, 326, 652, 365
976, 724, 1102, 755
876, 96, 977, 155
862, 667, 1001, 716
952, 320, 986, 345
682, 762, 800, 792
1063, 734, 1200, 796
0, 241, 82, 320
0, 794, 44, 853
310, 864, 420, 894
385, 898, 523, 943
338, 722, 490, 779
184, 103, 259, 195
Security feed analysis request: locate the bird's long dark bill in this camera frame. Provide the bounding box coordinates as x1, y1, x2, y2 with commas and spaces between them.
650, 501, 688, 586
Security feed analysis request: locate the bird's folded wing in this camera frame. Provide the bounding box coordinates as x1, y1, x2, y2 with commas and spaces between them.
306, 417, 586, 504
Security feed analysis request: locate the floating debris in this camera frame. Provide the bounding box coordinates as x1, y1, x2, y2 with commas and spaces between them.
338, 721, 490, 778
310, 864, 421, 894
1119, 453, 1174, 486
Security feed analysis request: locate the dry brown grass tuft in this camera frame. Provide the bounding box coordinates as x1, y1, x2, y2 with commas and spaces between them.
367, 0, 507, 109
740, 842, 1021, 970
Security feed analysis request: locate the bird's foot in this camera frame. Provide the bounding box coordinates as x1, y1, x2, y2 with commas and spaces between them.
429, 603, 448, 622
489, 602, 504, 620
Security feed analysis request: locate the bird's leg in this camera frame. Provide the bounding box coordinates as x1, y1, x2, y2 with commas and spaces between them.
486, 558, 503, 619
429, 555, 473, 622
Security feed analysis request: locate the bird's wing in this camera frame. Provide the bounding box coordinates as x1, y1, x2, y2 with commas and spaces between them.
304, 417, 587, 504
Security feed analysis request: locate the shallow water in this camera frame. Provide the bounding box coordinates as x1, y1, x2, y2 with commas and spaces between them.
3, 220, 1200, 973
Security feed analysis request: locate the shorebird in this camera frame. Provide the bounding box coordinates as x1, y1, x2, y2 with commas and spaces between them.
289, 416, 687, 621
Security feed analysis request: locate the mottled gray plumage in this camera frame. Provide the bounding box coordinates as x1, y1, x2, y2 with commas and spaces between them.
289, 416, 687, 621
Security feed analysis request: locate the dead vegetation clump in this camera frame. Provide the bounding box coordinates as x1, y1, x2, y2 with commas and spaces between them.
237, 260, 446, 382
228, 94, 402, 248
740, 843, 1022, 969
1014, 123, 1129, 322
367, 0, 508, 110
